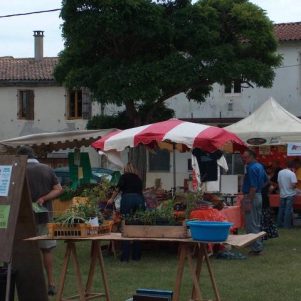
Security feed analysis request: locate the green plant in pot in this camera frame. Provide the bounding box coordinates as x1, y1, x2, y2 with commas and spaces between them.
58, 186, 77, 201
55, 198, 103, 225
125, 203, 181, 226
80, 179, 111, 203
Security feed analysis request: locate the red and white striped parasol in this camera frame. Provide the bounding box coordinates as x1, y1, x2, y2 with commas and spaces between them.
91, 118, 245, 152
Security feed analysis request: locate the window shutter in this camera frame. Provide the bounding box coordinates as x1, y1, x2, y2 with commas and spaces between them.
28, 90, 34, 120
17, 90, 21, 119
82, 88, 92, 120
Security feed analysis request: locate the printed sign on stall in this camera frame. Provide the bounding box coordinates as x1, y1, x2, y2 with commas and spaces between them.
258, 146, 271, 155
0, 165, 12, 197
0, 205, 10, 229
287, 143, 301, 156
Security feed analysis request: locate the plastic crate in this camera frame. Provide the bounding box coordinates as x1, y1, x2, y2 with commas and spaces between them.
47, 220, 113, 238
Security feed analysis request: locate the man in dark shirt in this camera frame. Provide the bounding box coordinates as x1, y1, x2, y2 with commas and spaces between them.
17, 146, 63, 295
242, 149, 267, 255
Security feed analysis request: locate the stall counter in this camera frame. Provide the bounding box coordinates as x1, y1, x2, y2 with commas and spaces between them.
236, 193, 301, 210
269, 194, 301, 209
221, 206, 242, 229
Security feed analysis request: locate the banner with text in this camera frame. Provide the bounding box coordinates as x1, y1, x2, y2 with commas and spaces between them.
287, 143, 301, 156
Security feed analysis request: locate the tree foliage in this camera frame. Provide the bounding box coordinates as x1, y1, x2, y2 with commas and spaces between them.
55, 0, 281, 126
87, 102, 174, 129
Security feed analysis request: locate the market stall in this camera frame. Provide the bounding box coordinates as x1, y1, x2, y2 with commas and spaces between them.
92, 118, 245, 187
20, 119, 251, 301
225, 97, 301, 145
226, 97, 301, 209
92, 118, 246, 227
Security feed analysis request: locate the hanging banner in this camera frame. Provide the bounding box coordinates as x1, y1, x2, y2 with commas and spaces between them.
287, 143, 301, 156
0, 165, 12, 197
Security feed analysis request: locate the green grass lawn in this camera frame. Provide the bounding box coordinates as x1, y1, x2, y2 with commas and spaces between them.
51, 228, 301, 301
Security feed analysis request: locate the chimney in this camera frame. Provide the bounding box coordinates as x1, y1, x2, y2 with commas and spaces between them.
33, 30, 44, 60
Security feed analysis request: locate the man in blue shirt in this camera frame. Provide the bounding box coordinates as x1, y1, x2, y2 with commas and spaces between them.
242, 149, 267, 255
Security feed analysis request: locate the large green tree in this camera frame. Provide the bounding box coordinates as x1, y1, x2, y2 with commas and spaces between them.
55, 0, 281, 126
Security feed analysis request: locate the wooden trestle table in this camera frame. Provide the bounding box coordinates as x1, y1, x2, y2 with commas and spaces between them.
27, 232, 265, 301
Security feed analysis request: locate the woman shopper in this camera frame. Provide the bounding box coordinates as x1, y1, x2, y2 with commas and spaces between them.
261, 165, 279, 239
108, 163, 145, 261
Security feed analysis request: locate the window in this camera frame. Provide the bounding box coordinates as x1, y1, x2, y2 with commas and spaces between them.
222, 153, 244, 175
67, 89, 92, 119
67, 90, 83, 119
224, 80, 241, 94
188, 158, 192, 171
17, 90, 34, 120
148, 149, 170, 172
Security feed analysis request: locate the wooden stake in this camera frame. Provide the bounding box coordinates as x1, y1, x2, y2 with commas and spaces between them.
191, 244, 204, 300
85, 241, 97, 294
202, 244, 221, 301
173, 243, 187, 301
187, 250, 203, 301
56, 242, 72, 301
95, 241, 111, 301
70, 242, 85, 301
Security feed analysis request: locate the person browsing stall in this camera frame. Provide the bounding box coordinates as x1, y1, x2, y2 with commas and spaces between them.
242, 149, 267, 255
17, 146, 63, 296
108, 163, 145, 261
293, 159, 301, 191
269, 160, 282, 194
261, 165, 279, 239
277, 161, 297, 228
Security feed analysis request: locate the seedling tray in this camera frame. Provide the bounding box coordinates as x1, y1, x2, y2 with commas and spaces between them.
47, 220, 113, 238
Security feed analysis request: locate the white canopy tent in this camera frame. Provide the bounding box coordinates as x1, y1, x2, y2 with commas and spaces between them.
226, 97, 301, 145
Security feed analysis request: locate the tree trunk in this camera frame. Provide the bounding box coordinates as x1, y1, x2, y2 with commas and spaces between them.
128, 145, 147, 188
125, 100, 141, 126
124, 101, 146, 187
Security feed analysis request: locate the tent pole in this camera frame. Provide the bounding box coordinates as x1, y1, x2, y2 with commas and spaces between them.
173, 143, 176, 196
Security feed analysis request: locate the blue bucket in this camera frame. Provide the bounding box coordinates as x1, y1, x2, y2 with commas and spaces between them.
187, 220, 233, 242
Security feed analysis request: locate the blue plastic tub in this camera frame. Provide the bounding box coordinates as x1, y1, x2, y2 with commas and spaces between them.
186, 220, 233, 242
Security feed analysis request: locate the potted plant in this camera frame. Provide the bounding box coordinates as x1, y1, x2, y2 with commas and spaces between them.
52, 180, 112, 217
48, 197, 111, 238
122, 200, 189, 238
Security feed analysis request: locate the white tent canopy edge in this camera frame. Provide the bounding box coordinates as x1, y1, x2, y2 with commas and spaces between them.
226, 97, 301, 145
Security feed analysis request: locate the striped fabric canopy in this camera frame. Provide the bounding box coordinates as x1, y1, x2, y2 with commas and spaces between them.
91, 119, 245, 153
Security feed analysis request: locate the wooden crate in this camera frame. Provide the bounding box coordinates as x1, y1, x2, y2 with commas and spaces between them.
47, 220, 113, 238
51, 197, 89, 218
52, 198, 72, 217
122, 222, 189, 238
